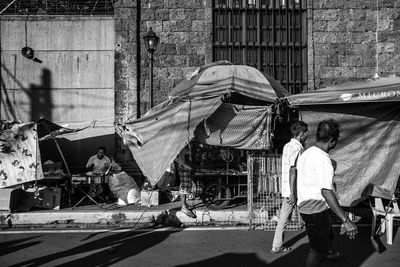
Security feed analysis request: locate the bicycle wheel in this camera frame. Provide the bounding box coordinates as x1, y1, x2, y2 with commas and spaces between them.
202, 183, 232, 210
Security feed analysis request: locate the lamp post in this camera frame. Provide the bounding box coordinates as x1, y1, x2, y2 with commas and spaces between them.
143, 27, 159, 109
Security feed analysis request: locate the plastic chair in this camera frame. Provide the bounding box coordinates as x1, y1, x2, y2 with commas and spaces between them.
370, 197, 400, 245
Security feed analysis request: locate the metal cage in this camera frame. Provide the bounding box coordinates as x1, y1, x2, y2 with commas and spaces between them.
247, 154, 303, 230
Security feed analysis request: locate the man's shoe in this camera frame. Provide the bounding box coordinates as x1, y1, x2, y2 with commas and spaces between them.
270, 247, 292, 254
181, 208, 197, 219
325, 251, 340, 261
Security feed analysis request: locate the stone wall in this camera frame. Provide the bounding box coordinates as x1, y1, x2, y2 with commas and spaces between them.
114, 0, 138, 124
114, 0, 212, 118
309, 0, 400, 89
140, 0, 212, 112
114, 0, 139, 178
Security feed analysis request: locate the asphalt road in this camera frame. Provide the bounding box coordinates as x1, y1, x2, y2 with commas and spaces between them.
0, 226, 399, 267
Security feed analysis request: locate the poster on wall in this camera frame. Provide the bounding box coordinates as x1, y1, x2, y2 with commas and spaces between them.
0, 122, 44, 188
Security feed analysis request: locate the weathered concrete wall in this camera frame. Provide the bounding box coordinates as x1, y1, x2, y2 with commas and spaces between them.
308, 0, 400, 89
0, 16, 115, 168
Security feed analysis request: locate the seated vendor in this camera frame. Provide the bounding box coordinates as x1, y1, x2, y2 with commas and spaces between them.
86, 146, 111, 175
85, 146, 111, 199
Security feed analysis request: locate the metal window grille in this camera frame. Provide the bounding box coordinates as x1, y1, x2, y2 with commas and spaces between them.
213, 0, 307, 94
0, 0, 115, 15
247, 154, 303, 230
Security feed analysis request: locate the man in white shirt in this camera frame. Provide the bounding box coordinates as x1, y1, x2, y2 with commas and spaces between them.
86, 147, 111, 174
85, 147, 111, 198
271, 121, 308, 253
297, 120, 357, 267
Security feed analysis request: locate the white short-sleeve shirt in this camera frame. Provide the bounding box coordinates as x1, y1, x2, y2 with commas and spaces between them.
296, 146, 334, 214
281, 138, 303, 198
86, 155, 111, 173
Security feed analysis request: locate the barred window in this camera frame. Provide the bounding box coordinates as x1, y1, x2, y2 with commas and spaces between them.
213, 0, 307, 94
0, 0, 114, 15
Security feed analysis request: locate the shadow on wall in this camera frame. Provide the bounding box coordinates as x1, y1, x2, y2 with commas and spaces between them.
29, 68, 53, 122
0, 63, 53, 122
1, 62, 20, 120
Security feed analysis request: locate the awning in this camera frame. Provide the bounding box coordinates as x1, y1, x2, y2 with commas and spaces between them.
287, 77, 400, 106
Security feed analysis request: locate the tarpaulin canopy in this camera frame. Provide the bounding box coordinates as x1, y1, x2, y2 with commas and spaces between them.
37, 118, 91, 141
287, 77, 400, 105
117, 62, 285, 186
169, 61, 289, 101
286, 77, 400, 206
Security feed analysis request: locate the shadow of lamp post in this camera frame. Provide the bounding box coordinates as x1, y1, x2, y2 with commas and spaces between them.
143, 27, 159, 109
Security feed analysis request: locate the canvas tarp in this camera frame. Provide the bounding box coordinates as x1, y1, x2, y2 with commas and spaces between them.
286, 77, 400, 206
195, 103, 272, 150
117, 97, 223, 186
0, 122, 44, 188
169, 61, 288, 101
118, 63, 285, 186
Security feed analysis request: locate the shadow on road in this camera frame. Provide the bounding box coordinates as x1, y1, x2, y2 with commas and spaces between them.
282, 230, 307, 248
0, 236, 41, 257
9, 228, 182, 267
176, 252, 268, 267
268, 227, 379, 267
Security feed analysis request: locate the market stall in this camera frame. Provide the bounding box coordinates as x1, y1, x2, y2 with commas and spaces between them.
286, 77, 400, 206
0, 118, 112, 211
116, 61, 289, 189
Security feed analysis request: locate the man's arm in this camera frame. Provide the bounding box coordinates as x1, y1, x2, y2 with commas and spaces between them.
288, 148, 300, 205
321, 189, 358, 239
86, 157, 94, 171
288, 166, 297, 205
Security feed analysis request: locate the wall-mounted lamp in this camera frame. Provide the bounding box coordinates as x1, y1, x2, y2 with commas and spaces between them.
21, 46, 42, 63
143, 27, 159, 108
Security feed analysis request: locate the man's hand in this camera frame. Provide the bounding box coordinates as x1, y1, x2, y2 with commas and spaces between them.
321, 188, 358, 240
340, 220, 358, 239
86, 163, 94, 171
288, 194, 297, 205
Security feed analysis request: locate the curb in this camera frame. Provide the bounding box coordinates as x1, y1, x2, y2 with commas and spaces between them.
0, 209, 250, 227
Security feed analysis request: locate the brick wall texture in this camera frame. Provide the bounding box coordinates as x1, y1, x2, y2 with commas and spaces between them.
140, 0, 212, 112
115, 0, 400, 116
309, 0, 400, 89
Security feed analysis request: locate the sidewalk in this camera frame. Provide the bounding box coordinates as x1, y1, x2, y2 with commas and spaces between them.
0, 196, 373, 229
0, 199, 254, 227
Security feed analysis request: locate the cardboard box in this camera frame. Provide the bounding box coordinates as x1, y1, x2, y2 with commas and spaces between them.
141, 189, 159, 206
0, 188, 22, 211
32, 187, 62, 210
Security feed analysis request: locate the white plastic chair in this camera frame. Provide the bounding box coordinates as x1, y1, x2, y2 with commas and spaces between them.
370, 197, 400, 245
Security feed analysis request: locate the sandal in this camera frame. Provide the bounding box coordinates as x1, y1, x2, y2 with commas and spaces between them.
181, 208, 197, 219
325, 251, 340, 261
270, 247, 292, 254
